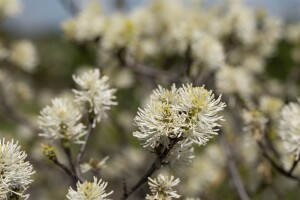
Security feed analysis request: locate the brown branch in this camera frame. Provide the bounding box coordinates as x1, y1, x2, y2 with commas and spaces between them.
51, 157, 78, 183
258, 141, 300, 182
75, 113, 94, 182
219, 132, 250, 200
121, 139, 178, 200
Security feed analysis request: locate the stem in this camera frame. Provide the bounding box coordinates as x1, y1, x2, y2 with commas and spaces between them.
121, 139, 178, 200
61, 139, 76, 174
288, 156, 300, 175
75, 113, 94, 182
219, 132, 250, 200
258, 141, 300, 182
51, 158, 78, 183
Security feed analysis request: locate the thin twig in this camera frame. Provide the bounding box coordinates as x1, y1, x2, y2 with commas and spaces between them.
258, 141, 300, 182
75, 114, 94, 182
219, 132, 250, 200
51, 158, 78, 183
121, 139, 178, 200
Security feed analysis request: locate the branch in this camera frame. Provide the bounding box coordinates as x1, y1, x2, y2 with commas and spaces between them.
121, 139, 178, 200
258, 141, 300, 182
75, 113, 94, 182
219, 132, 250, 200
51, 157, 78, 183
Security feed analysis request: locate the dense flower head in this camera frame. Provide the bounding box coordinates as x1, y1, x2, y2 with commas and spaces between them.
146, 174, 180, 200
134, 84, 225, 151
278, 99, 300, 159
66, 177, 113, 200
38, 98, 87, 144
73, 68, 117, 127
0, 138, 35, 199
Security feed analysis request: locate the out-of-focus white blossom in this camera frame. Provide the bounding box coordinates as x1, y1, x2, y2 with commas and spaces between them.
259, 96, 283, 119
0, 139, 35, 199
241, 55, 264, 74
286, 23, 300, 43
9, 40, 38, 72
146, 174, 180, 200
179, 144, 224, 195
62, 2, 105, 42
243, 109, 268, 141
166, 141, 195, 174
216, 65, 254, 98
38, 98, 87, 144
0, 0, 21, 17
66, 177, 113, 200
278, 99, 300, 159
73, 68, 117, 127
191, 33, 225, 69
134, 84, 225, 151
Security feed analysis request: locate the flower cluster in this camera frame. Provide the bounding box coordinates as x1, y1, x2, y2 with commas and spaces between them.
0, 139, 35, 199
39, 68, 117, 143
66, 177, 113, 200
73, 69, 117, 127
146, 174, 180, 200
134, 84, 225, 150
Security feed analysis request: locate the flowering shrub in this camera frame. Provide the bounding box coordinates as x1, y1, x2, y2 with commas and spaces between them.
1, 0, 300, 199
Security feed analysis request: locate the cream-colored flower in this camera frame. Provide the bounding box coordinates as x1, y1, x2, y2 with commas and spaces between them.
39, 98, 87, 144
0, 139, 35, 199
66, 177, 113, 200
146, 174, 180, 200
73, 69, 117, 127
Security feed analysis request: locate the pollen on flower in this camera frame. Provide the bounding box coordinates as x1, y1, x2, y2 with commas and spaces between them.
66, 177, 113, 200
38, 98, 87, 144
146, 174, 181, 200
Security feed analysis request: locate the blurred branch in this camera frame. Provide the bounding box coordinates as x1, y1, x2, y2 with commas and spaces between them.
58, 0, 80, 16
0, 83, 39, 133
114, 0, 126, 10
116, 48, 179, 82
219, 131, 250, 200
258, 140, 300, 182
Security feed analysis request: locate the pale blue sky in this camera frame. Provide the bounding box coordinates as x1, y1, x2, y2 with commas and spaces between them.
3, 0, 300, 37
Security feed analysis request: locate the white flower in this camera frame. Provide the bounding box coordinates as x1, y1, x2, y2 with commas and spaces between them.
176, 84, 226, 145
66, 177, 113, 200
134, 84, 225, 150
0, 0, 21, 17
38, 98, 87, 144
73, 69, 117, 127
0, 138, 35, 199
278, 99, 300, 159
146, 174, 180, 200
9, 40, 38, 72
216, 65, 254, 98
